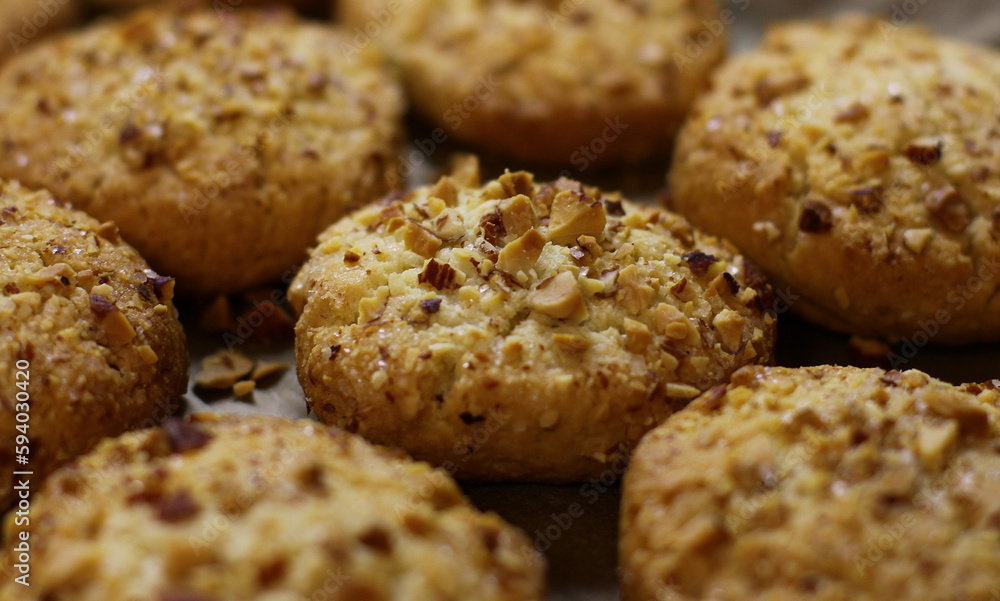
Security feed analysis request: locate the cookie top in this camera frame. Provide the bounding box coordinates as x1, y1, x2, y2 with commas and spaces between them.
291, 161, 775, 481
0, 414, 545, 601
0, 6, 404, 295
668, 16, 1000, 343
0, 180, 188, 508
337, 0, 724, 164
622, 365, 1000, 601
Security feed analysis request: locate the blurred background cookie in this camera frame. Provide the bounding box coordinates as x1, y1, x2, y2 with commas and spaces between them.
335, 0, 726, 166
88, 0, 328, 16
0, 0, 81, 65
1, 414, 545, 601
669, 16, 1000, 343
0, 180, 187, 509
0, 6, 404, 295
621, 365, 1000, 601
290, 160, 775, 482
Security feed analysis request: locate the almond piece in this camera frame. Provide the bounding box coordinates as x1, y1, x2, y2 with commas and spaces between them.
195, 350, 255, 389
712, 309, 746, 352
654, 303, 692, 340
497, 229, 546, 276
500, 194, 537, 241
531, 271, 587, 322
428, 175, 458, 206
433, 210, 466, 242
401, 222, 442, 257
616, 265, 655, 315
624, 318, 653, 353
925, 186, 969, 232
553, 333, 590, 353
498, 170, 535, 199
547, 190, 607, 245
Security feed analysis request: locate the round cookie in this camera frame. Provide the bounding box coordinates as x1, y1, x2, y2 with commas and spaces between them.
668, 16, 1000, 343
90, 0, 325, 13
336, 0, 725, 165
0, 180, 187, 510
0, 414, 545, 601
290, 161, 776, 482
621, 365, 1000, 601
0, 0, 80, 64
0, 6, 404, 295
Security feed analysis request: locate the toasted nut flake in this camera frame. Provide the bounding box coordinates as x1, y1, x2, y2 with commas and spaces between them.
385, 217, 407, 233
499, 194, 537, 241
23, 263, 75, 287
799, 201, 833, 233
664, 383, 702, 399
753, 73, 810, 106
712, 309, 746, 352
232, 380, 255, 397
925, 186, 970, 232
137, 344, 159, 365
478, 210, 506, 246
654, 303, 692, 340
539, 409, 560, 429
834, 102, 870, 123
196, 350, 255, 389
617, 265, 655, 315
905, 137, 943, 165
418, 259, 461, 290
358, 286, 390, 324
577, 235, 603, 259
401, 222, 442, 257
497, 229, 546, 275
857, 148, 890, 175
917, 421, 958, 469
428, 175, 458, 206
251, 361, 289, 382
95, 221, 120, 243
613, 243, 636, 264
498, 170, 535, 199
433, 210, 466, 241
449, 154, 481, 187
624, 318, 653, 353
682, 252, 716, 276
902, 228, 933, 253
142, 270, 175, 302
531, 271, 587, 322
547, 190, 607, 245
553, 333, 590, 353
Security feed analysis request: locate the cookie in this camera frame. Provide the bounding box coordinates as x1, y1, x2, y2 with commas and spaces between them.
668, 16, 1000, 343
91, 0, 325, 13
0, 0, 80, 64
0, 6, 404, 295
0, 414, 545, 601
0, 180, 187, 510
621, 365, 1000, 601
336, 0, 725, 166
290, 160, 776, 482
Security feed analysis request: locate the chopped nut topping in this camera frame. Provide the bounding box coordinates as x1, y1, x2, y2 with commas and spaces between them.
251, 361, 289, 382
577, 235, 603, 259
682, 252, 717, 277
420, 297, 442, 314
499, 194, 537, 241
95, 221, 120, 243
798, 201, 833, 233
902, 228, 933, 254
834, 102, 870, 123
143, 270, 175, 302
905, 137, 943, 165
89, 294, 137, 344
498, 170, 535, 200
925, 186, 970, 232
553, 333, 590, 353
712, 309, 746, 352
849, 186, 884, 215
654, 303, 693, 341
418, 259, 461, 290
449, 154, 481, 187
766, 131, 782, 148
401, 222, 442, 257
195, 350, 255, 389
617, 265, 655, 315
604, 199, 626, 217
163, 419, 213, 454
156, 491, 201, 523
496, 229, 546, 275
428, 176, 458, 206
478, 210, 506, 246
233, 380, 256, 397
432, 210, 466, 241
530, 271, 587, 322
547, 190, 607, 245
24, 263, 75, 287
753, 73, 810, 106
624, 318, 653, 353
917, 421, 958, 469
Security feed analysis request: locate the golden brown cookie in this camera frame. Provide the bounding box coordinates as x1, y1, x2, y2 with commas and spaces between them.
290, 161, 776, 482
0, 414, 545, 601
669, 16, 1000, 343
336, 0, 725, 166
622, 365, 1000, 601
90, 0, 325, 13
0, 180, 187, 510
0, 6, 404, 295
0, 0, 80, 64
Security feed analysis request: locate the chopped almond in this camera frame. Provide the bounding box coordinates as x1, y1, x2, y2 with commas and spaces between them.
500, 194, 537, 241
496, 229, 546, 275
531, 271, 587, 322
547, 190, 607, 245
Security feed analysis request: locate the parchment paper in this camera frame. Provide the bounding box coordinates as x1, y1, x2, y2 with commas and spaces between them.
181, 3, 1000, 600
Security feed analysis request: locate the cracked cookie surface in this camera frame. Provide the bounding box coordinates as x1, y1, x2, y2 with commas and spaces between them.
336, 0, 724, 165
0, 414, 545, 601
0, 180, 187, 509
669, 16, 1000, 343
290, 161, 775, 482
622, 365, 1000, 601
0, 6, 404, 295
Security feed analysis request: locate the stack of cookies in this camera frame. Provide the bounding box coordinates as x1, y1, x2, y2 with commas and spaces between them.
0, 1, 998, 600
